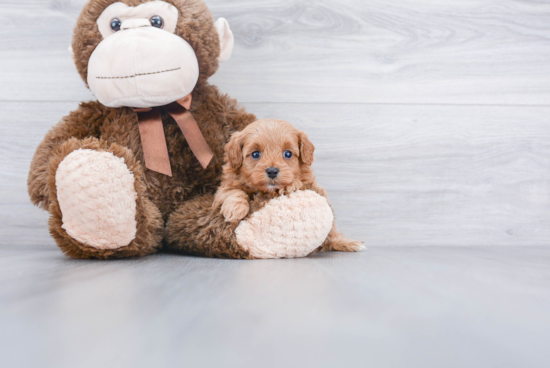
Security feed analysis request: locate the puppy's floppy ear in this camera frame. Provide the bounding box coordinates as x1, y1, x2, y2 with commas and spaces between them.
298, 131, 315, 166
225, 131, 244, 169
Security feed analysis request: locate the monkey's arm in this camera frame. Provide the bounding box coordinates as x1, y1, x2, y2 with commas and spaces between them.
165, 194, 253, 259
28, 102, 105, 209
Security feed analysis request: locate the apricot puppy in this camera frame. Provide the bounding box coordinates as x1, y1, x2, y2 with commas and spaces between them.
213, 119, 364, 253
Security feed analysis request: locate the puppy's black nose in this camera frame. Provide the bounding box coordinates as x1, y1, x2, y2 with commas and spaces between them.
266, 167, 279, 179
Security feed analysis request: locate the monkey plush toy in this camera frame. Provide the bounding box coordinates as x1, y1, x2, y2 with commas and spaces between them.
28, 0, 355, 259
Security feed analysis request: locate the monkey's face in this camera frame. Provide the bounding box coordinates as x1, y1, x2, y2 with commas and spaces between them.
74, 0, 233, 109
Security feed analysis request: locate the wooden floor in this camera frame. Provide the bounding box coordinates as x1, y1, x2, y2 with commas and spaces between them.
1, 247, 550, 368
1, 0, 550, 366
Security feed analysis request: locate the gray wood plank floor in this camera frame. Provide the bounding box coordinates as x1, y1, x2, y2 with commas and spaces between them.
1, 0, 550, 367
2, 247, 550, 368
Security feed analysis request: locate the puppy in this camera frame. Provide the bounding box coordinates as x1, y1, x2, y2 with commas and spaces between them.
213, 119, 364, 253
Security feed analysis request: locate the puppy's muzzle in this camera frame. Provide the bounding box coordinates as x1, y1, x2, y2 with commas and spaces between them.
266, 167, 279, 179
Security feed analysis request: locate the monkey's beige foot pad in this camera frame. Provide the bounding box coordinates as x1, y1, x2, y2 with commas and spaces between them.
56, 149, 138, 249
235, 190, 334, 259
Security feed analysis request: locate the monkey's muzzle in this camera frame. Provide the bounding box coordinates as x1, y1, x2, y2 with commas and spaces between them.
87, 25, 199, 109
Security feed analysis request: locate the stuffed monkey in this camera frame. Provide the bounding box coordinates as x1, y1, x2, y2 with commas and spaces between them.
28, 0, 347, 259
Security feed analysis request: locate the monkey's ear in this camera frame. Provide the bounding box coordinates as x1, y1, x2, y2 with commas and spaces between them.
298, 131, 315, 166
215, 18, 234, 62
226, 131, 244, 169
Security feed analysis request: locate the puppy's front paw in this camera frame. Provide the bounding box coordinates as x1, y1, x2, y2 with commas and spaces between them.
221, 197, 250, 222
324, 233, 365, 252
281, 180, 303, 195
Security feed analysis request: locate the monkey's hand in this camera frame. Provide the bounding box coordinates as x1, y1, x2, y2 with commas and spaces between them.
235, 190, 333, 258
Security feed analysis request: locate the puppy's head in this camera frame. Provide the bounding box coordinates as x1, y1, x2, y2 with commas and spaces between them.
225, 119, 314, 192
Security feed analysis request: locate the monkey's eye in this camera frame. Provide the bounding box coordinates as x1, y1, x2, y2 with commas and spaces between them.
150, 16, 164, 29
283, 150, 293, 159
110, 18, 122, 32
251, 151, 261, 160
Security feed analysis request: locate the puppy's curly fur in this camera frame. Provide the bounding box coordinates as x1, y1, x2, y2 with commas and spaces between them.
216, 119, 363, 252
165, 119, 363, 257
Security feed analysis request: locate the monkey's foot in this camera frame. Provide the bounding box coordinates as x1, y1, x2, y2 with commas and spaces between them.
55, 149, 138, 249
235, 190, 333, 259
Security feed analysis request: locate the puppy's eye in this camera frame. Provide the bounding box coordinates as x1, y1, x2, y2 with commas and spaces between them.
283, 150, 293, 159
251, 151, 261, 160
150, 16, 164, 29
111, 18, 122, 32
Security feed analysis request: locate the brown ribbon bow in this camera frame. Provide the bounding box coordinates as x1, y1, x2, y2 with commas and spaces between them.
133, 94, 213, 177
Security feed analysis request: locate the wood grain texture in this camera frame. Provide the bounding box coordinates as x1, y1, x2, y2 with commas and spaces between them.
3, 101, 550, 248
0, 0, 549, 104
1, 247, 550, 368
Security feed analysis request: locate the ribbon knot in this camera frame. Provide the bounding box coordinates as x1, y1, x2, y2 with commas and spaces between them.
133, 94, 213, 177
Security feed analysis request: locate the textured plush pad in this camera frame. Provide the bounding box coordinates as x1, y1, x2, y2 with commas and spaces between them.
235, 190, 334, 259
55, 149, 138, 249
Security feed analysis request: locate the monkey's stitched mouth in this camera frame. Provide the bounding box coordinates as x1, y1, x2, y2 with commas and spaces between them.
96, 67, 181, 80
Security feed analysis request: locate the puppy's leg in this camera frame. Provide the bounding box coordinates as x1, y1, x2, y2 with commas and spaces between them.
214, 188, 250, 222
307, 183, 364, 252
280, 179, 304, 195
322, 223, 365, 252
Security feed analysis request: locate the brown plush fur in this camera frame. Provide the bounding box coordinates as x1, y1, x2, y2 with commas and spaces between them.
165, 194, 252, 259
28, 0, 256, 259
164, 119, 363, 258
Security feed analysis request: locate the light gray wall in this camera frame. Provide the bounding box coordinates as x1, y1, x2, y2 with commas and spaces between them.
1, 0, 550, 247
